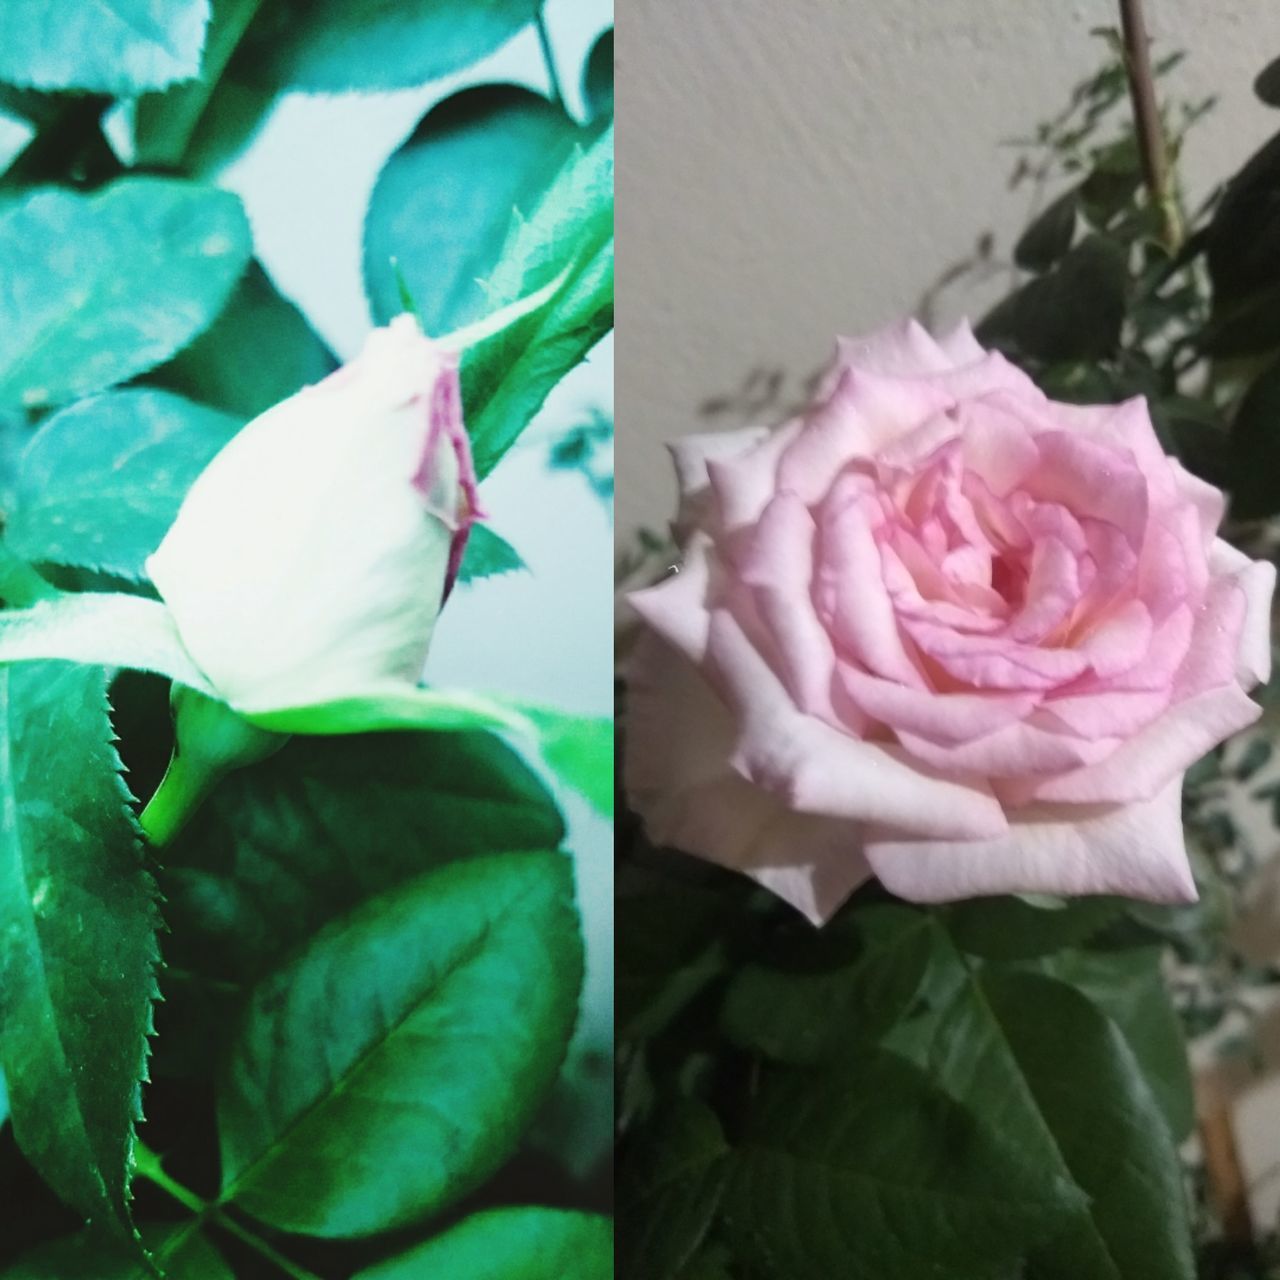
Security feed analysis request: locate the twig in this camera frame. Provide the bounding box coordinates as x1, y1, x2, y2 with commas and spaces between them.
1118, 0, 1184, 252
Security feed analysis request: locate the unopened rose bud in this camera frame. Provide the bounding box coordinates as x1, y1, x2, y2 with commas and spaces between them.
146, 314, 478, 719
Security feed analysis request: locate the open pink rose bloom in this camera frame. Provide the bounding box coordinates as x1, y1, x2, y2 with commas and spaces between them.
625, 320, 1276, 924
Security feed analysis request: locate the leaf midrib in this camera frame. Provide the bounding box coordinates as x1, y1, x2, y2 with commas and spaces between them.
219, 884, 535, 1207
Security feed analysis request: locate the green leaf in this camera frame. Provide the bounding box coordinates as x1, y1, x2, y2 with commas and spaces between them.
463, 124, 613, 479
1038, 946, 1195, 1142
229, 0, 536, 92
720, 904, 932, 1064
0, 1224, 230, 1278
719, 1047, 1078, 1280
458, 524, 527, 584
133, 0, 264, 168
0, 179, 251, 413
977, 235, 1127, 363
522, 707, 613, 816
618, 1101, 729, 1280
148, 261, 335, 419
162, 729, 564, 985
919, 960, 1195, 1279
0, 664, 159, 1234
1229, 351, 1280, 519
353, 1207, 611, 1280
946, 895, 1124, 962
0, 0, 210, 94
1013, 189, 1078, 272
9, 389, 240, 580
364, 85, 582, 332
617, 887, 736, 1043
217, 852, 583, 1237
582, 29, 614, 124
0, 594, 214, 695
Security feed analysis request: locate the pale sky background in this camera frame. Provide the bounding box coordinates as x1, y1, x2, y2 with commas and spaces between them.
216, 0, 614, 1157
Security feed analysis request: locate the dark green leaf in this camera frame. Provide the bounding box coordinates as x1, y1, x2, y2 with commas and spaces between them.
720, 904, 931, 1063
8, 389, 240, 580
0, 0, 210, 94
217, 852, 583, 1237
354, 1207, 611, 1279
0, 664, 158, 1234
920, 961, 1195, 1279
161, 730, 564, 986
463, 124, 613, 479
1038, 947, 1195, 1142
1229, 351, 1280, 518
1014, 189, 1078, 272
582, 29, 614, 124
459, 524, 527, 584
618, 1101, 729, 1280
719, 1048, 1078, 1280
365, 85, 582, 332
1206, 131, 1280, 309
946, 895, 1123, 962
0, 179, 251, 413
230, 0, 536, 92
1257, 55, 1280, 108
618, 888, 736, 1042
0, 1224, 230, 1278
148, 261, 335, 419
978, 235, 1127, 362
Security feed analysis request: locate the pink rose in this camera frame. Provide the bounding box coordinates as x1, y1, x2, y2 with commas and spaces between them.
625, 320, 1275, 924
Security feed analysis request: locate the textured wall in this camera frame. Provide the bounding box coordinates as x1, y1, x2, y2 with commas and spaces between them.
617, 0, 1280, 534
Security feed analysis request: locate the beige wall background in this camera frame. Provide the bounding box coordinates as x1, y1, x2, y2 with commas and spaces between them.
616, 0, 1280, 536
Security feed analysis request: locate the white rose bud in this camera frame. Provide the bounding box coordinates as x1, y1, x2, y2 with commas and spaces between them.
146, 313, 478, 718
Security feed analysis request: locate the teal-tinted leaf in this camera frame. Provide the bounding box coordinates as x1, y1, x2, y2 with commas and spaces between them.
0, 179, 251, 413
921, 963, 1194, 1279
230, 0, 536, 92
1229, 351, 1280, 519
1039, 946, 1194, 1142
946, 895, 1123, 962
149, 262, 335, 419
618, 1101, 729, 1280
0, 0, 209, 94
720, 904, 932, 1064
9, 389, 240, 580
719, 1047, 1078, 1280
582, 29, 614, 124
0, 594, 214, 694
0, 1224, 230, 1278
0, 664, 158, 1234
354, 1207, 611, 1280
218, 852, 583, 1237
458, 524, 527, 584
133, 0, 264, 168
365, 85, 581, 332
162, 729, 563, 985
463, 124, 613, 479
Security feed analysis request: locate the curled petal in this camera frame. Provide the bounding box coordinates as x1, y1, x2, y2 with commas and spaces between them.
668, 426, 770, 539
865, 778, 1195, 903
626, 633, 871, 925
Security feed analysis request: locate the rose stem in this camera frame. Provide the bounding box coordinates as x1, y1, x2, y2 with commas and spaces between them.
137, 749, 221, 847
1117, 0, 1184, 253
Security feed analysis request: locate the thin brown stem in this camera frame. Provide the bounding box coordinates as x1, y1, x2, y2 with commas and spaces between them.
1118, 0, 1183, 252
